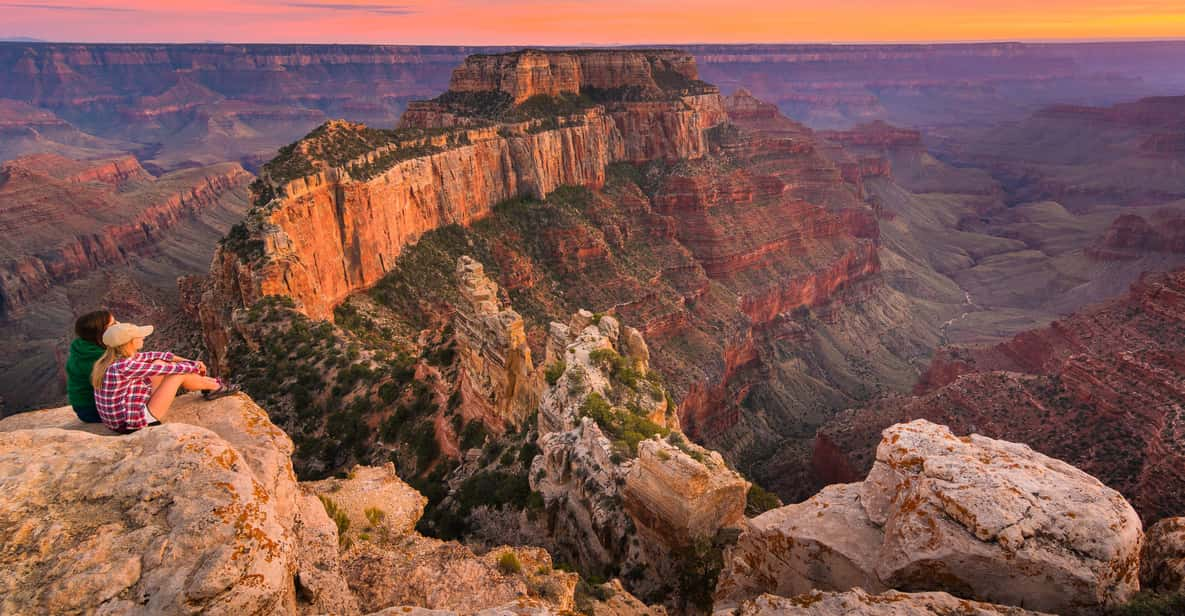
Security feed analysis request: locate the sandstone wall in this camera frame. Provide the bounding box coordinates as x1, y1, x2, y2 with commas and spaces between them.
246, 114, 624, 322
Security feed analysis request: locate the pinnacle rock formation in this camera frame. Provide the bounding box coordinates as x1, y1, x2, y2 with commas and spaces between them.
532, 307, 748, 598
454, 256, 541, 429
716, 420, 1143, 615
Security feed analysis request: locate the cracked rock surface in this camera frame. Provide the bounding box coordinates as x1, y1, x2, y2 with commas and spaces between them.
713, 588, 1052, 615
716, 419, 1142, 615
1141, 517, 1185, 593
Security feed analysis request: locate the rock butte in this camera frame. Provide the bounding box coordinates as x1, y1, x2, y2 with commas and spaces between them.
201, 49, 725, 339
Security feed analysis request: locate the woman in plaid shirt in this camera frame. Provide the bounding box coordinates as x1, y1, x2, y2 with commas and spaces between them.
91, 322, 239, 433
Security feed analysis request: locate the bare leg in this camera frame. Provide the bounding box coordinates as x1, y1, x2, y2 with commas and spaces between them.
148, 373, 220, 420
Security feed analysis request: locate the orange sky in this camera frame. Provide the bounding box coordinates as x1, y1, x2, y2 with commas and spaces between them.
3, 0, 1185, 44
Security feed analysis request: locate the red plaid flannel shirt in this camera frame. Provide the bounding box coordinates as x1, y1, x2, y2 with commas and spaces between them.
95, 351, 199, 432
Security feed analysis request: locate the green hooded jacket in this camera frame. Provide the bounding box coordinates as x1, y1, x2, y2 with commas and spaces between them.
65, 338, 105, 407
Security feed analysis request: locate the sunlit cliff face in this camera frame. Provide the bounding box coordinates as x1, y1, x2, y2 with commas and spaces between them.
6, 0, 1185, 45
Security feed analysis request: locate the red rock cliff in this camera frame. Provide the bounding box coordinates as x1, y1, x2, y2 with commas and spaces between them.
201, 50, 728, 370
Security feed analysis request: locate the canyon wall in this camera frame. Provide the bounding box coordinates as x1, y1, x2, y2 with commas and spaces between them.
6, 41, 1183, 134
820, 269, 1185, 523
0, 153, 250, 318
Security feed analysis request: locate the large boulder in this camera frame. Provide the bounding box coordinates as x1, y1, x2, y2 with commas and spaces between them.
1141, 517, 1185, 593
306, 462, 428, 538
713, 483, 886, 602
716, 420, 1143, 615
714, 589, 1051, 616
622, 438, 748, 548
0, 394, 298, 615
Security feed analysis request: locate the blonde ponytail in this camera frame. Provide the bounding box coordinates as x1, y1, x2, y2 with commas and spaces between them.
91, 342, 137, 389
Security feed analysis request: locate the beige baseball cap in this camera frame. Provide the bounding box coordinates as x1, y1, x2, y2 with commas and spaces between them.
102, 322, 154, 348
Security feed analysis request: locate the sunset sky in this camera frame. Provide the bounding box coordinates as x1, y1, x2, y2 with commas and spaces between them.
3, 0, 1185, 45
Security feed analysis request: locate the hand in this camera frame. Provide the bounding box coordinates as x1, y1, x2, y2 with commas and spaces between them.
196, 361, 208, 375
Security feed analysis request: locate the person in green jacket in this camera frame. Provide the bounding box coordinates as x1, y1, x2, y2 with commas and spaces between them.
65, 309, 114, 423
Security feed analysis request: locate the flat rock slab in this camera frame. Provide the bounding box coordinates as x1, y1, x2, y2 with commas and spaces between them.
715, 589, 1053, 616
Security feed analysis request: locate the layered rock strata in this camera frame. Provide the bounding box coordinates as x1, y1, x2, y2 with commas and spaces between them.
0, 153, 250, 317
823, 269, 1185, 522
201, 50, 727, 356
717, 420, 1143, 615
200, 51, 912, 509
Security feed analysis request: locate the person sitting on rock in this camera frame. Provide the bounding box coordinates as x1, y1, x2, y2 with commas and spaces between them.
65, 309, 115, 423
91, 322, 239, 433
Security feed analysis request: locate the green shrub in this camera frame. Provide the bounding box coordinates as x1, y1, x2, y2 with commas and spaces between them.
574, 578, 617, 615
460, 421, 488, 450
588, 348, 618, 369
667, 432, 709, 465
580, 393, 669, 457
588, 348, 641, 388
518, 440, 541, 463
497, 551, 523, 575
455, 470, 531, 514
544, 360, 566, 386
318, 495, 351, 545
1109, 593, 1185, 616
409, 420, 440, 470
745, 484, 782, 516
364, 506, 385, 528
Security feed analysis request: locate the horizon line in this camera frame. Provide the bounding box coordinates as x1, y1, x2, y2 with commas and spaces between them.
4, 36, 1185, 47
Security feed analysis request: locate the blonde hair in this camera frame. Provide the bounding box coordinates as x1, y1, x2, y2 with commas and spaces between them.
91, 341, 138, 389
